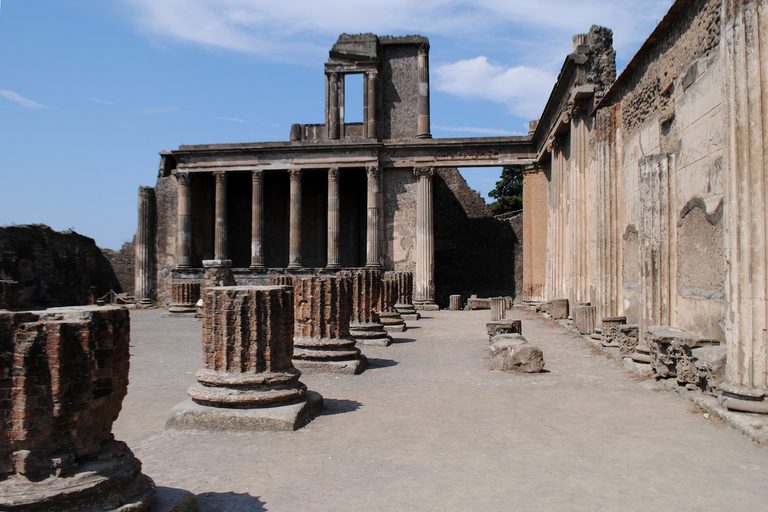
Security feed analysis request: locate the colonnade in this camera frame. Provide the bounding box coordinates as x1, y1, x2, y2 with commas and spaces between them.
174, 166, 436, 306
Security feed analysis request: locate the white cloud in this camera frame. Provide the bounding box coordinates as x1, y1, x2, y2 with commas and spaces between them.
0, 89, 49, 109
218, 116, 248, 123
433, 124, 523, 137
87, 97, 116, 105
434, 57, 556, 119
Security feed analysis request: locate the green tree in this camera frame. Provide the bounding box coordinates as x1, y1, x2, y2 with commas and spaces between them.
488, 165, 523, 216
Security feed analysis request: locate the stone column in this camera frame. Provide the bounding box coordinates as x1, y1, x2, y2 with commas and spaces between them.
327, 72, 341, 140
288, 169, 303, 269
417, 44, 431, 139
366, 70, 378, 139
176, 171, 192, 268
213, 171, 228, 261
167, 285, 323, 430
721, 0, 768, 411
449, 295, 462, 311
366, 165, 382, 268
326, 167, 341, 269
414, 166, 438, 309
250, 169, 265, 269
135, 186, 155, 307
0, 307, 157, 509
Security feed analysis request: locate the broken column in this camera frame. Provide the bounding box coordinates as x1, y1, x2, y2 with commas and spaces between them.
167, 285, 323, 431
489, 333, 545, 373
378, 273, 406, 332
449, 295, 462, 311
490, 297, 506, 321
345, 269, 392, 346
0, 280, 19, 310
393, 271, 420, 320
291, 275, 366, 374
0, 306, 157, 511
168, 280, 201, 314
572, 304, 596, 335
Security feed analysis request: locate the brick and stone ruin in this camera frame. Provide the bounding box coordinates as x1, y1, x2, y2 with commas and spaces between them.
166, 285, 323, 431
0, 307, 157, 511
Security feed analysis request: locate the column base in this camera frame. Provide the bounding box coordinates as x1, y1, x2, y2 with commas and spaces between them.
165, 391, 323, 431
350, 322, 392, 346
249, 264, 266, 271
721, 383, 768, 414
293, 356, 367, 375
413, 301, 439, 311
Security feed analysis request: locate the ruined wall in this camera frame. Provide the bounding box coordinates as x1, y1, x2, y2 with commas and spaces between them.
609, 0, 726, 340
380, 44, 419, 140
0, 225, 121, 308
433, 168, 520, 305
102, 240, 135, 296
384, 168, 417, 272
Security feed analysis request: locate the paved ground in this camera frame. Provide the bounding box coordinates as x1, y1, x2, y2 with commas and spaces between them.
114, 308, 768, 511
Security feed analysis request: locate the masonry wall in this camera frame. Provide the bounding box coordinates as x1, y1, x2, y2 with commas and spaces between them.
380, 44, 420, 140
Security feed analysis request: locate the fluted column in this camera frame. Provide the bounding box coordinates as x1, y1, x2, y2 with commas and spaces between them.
366, 70, 378, 139
288, 169, 303, 268
366, 165, 382, 268
213, 171, 228, 261
327, 72, 341, 140
414, 166, 437, 309
416, 44, 431, 139
176, 171, 192, 268
327, 167, 341, 269
250, 169, 265, 269
135, 186, 155, 306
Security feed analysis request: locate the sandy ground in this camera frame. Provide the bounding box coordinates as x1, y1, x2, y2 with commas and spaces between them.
114, 308, 768, 511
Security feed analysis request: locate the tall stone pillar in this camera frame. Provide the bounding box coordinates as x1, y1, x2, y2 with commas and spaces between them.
522, 163, 548, 302
176, 171, 192, 268
213, 171, 228, 261
327, 167, 341, 269
414, 166, 438, 310
366, 70, 378, 139
721, 0, 768, 412
417, 44, 431, 139
288, 169, 303, 269
366, 165, 382, 268
251, 169, 265, 269
135, 186, 155, 307
327, 72, 341, 140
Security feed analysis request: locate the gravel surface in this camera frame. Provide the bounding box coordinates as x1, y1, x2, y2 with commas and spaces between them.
114, 309, 768, 511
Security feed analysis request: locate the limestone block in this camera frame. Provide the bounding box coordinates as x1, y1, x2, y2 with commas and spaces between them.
489, 336, 545, 373
486, 319, 522, 342
490, 297, 506, 321
572, 305, 596, 335
548, 298, 568, 319
601, 316, 627, 347
721, 383, 768, 414
617, 324, 640, 356
449, 295, 462, 311
0, 306, 158, 510
467, 297, 491, 310
645, 326, 719, 382
692, 345, 726, 394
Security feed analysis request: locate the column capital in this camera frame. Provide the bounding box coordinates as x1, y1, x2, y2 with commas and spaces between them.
213, 170, 227, 183
289, 169, 302, 181
413, 166, 434, 178
366, 165, 380, 180
328, 167, 340, 181
251, 169, 264, 182
366, 69, 378, 79
418, 43, 429, 56
175, 170, 190, 186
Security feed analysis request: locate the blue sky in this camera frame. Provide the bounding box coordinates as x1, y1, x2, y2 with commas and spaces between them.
0, 0, 674, 249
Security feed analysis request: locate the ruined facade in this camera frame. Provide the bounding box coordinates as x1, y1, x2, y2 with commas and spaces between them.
523, 0, 768, 403
137, 34, 530, 310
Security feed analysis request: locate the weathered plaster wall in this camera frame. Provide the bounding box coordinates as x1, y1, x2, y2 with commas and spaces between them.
384, 168, 417, 272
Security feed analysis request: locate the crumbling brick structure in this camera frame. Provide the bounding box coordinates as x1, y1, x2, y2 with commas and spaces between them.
0, 306, 155, 510
344, 269, 392, 346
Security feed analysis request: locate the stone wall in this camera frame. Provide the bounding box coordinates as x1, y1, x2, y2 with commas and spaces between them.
102, 240, 135, 296
0, 225, 121, 308
384, 168, 417, 273
433, 168, 520, 306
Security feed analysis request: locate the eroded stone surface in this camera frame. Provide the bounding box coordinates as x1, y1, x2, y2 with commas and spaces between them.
489, 335, 545, 373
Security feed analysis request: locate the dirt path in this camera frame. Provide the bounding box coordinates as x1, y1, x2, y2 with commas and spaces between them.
115, 309, 768, 511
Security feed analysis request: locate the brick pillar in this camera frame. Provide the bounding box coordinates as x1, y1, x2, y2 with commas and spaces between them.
168, 280, 201, 313
0, 307, 156, 510
379, 272, 406, 332
291, 275, 366, 374
344, 269, 392, 346
393, 271, 420, 320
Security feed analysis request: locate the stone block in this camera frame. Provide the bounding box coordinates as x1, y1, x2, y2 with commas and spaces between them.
449, 295, 462, 311
572, 305, 596, 334
486, 319, 522, 342
645, 326, 720, 384
490, 297, 506, 321
548, 298, 569, 319
489, 336, 545, 373
467, 297, 491, 310
601, 316, 627, 347
617, 324, 640, 356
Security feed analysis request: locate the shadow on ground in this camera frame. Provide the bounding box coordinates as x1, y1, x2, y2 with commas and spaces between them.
391, 337, 416, 344
365, 358, 398, 369
197, 491, 266, 511
321, 398, 362, 416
